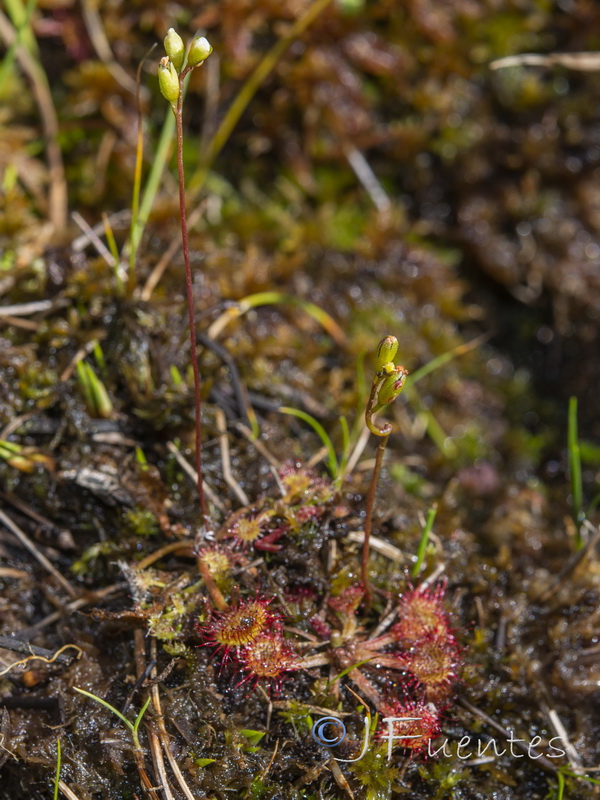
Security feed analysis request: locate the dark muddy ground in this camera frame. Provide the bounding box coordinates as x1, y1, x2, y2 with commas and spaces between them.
1, 2, 599, 799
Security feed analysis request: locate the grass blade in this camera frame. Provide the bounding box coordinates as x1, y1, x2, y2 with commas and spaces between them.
568, 396, 584, 547
73, 686, 134, 733
127, 48, 156, 291
209, 291, 346, 345
0, 0, 37, 93
279, 406, 338, 478
411, 504, 438, 578
407, 333, 488, 387
131, 695, 151, 750
132, 108, 175, 260
335, 415, 351, 489
53, 738, 61, 800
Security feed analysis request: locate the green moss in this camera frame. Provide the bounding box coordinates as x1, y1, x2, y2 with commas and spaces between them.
348, 743, 400, 800
123, 507, 160, 537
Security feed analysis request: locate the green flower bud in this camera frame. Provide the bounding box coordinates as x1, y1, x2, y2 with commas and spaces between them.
187, 36, 212, 67
376, 367, 408, 407
164, 28, 185, 72
374, 335, 399, 374
158, 57, 180, 106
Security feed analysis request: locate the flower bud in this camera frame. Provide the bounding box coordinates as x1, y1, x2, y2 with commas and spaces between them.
374, 335, 399, 374
377, 366, 407, 406
158, 57, 180, 106
164, 28, 185, 72
187, 36, 212, 67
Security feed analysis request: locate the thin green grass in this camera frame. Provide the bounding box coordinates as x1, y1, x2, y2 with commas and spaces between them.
0, 0, 37, 93
130, 108, 176, 264
279, 406, 339, 478
92, 340, 107, 374
327, 658, 375, 687
135, 446, 149, 468
101, 213, 122, 292
52, 738, 61, 800
73, 687, 150, 751
239, 291, 346, 345
567, 396, 584, 548
560, 770, 600, 787
76, 361, 113, 419
337, 415, 351, 489
411, 504, 438, 578
402, 334, 488, 460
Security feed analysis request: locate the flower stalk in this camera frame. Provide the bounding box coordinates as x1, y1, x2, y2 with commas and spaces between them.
159, 30, 213, 529
362, 336, 408, 607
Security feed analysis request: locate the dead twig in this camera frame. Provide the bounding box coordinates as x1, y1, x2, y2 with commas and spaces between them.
80, 0, 138, 95
215, 408, 249, 506
0, 508, 78, 598
72, 211, 131, 252
457, 696, 559, 774
135, 541, 194, 571
0, 491, 72, 542
71, 211, 116, 267
535, 521, 600, 604
545, 706, 584, 774
0, 300, 65, 317
0, 412, 36, 440
17, 582, 126, 638
149, 638, 197, 800
59, 339, 101, 382
346, 530, 406, 563
490, 52, 600, 71
0, 567, 29, 579
58, 781, 84, 800
132, 630, 163, 800
0, 315, 40, 331
342, 425, 371, 484
166, 441, 224, 513
344, 144, 390, 214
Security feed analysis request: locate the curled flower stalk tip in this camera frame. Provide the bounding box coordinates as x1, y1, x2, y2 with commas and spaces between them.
362, 336, 409, 606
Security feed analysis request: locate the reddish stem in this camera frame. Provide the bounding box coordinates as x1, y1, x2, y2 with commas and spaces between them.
361, 432, 389, 610
175, 69, 208, 527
